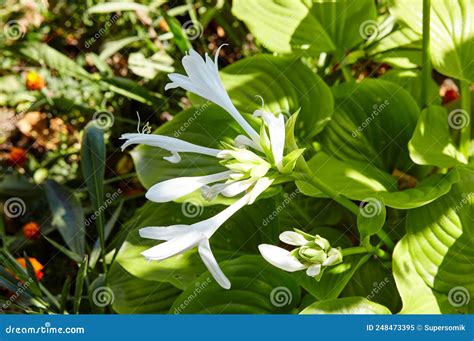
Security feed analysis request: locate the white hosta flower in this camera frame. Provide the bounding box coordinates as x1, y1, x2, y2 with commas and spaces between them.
120, 47, 304, 289
140, 177, 273, 289
165, 46, 260, 145
259, 230, 343, 280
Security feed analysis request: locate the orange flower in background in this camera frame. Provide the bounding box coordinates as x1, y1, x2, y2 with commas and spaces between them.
26, 71, 45, 90
16, 257, 44, 281
7, 147, 28, 167
22, 222, 41, 240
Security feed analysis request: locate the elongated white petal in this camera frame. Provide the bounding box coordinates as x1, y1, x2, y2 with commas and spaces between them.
279, 231, 308, 246
120, 133, 220, 158
234, 135, 255, 149
141, 231, 204, 260
139, 225, 189, 241
221, 178, 255, 197
258, 244, 306, 272
247, 177, 273, 205
322, 248, 342, 266
165, 49, 260, 143
146, 171, 232, 203
306, 264, 322, 277
198, 239, 231, 289
254, 110, 285, 170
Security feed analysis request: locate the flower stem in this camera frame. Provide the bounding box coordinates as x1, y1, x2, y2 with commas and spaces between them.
342, 245, 391, 260
421, 0, 432, 109
460, 79, 471, 159
297, 158, 395, 251
298, 160, 359, 216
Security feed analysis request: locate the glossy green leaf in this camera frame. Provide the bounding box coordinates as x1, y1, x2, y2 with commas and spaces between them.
389, 0, 474, 81
232, 0, 334, 54
108, 263, 182, 314
296, 152, 459, 209
170, 255, 301, 313
81, 121, 106, 254
409, 105, 467, 168
115, 199, 279, 289
318, 79, 420, 172
380, 69, 440, 108
357, 199, 386, 240
233, 0, 377, 57
394, 167, 474, 313
300, 296, 391, 314
44, 180, 85, 257
341, 259, 401, 313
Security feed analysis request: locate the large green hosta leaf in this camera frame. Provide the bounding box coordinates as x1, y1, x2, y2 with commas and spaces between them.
114, 199, 279, 290
393, 168, 474, 313
409, 105, 468, 168
318, 79, 419, 172
389, 0, 474, 81
220, 55, 334, 138
380, 70, 440, 108
108, 263, 182, 314
170, 256, 301, 313
299, 79, 459, 209
341, 259, 401, 313
233, 0, 377, 57
300, 297, 391, 314
296, 152, 459, 209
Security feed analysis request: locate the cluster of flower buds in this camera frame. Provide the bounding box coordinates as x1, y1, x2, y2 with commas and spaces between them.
259, 229, 343, 280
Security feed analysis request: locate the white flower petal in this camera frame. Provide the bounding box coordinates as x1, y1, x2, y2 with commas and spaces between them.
120, 133, 221, 158
258, 244, 306, 272
306, 264, 322, 277
164, 48, 259, 143
322, 248, 342, 266
141, 231, 204, 261
163, 152, 181, 163
146, 171, 232, 203
254, 110, 285, 170
234, 135, 255, 149
198, 239, 231, 289
221, 178, 255, 197
279, 231, 308, 246
139, 225, 189, 241
247, 177, 273, 205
